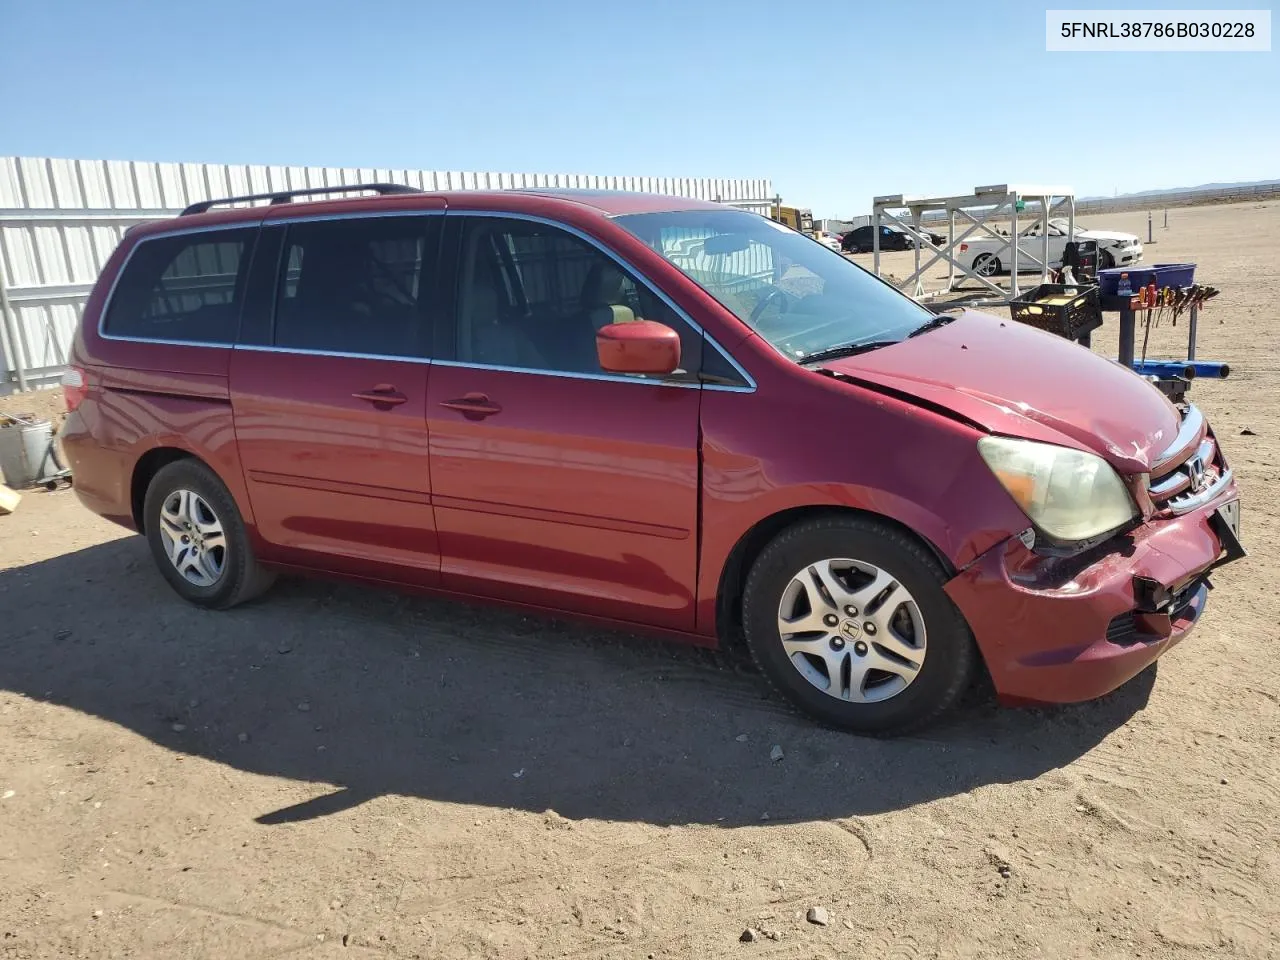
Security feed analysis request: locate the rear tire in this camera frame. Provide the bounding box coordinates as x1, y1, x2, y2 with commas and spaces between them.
741, 516, 974, 735
143, 459, 275, 609
973, 253, 1001, 277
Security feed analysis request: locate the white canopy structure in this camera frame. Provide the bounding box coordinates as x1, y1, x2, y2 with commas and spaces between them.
871, 184, 1077, 302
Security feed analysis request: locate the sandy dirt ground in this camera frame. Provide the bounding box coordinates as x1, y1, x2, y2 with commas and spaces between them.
1, 200, 1278, 959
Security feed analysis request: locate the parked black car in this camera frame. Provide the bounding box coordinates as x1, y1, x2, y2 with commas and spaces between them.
841, 225, 927, 253
840, 224, 946, 253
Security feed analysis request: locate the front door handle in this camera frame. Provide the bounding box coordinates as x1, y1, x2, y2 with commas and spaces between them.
352, 384, 408, 406
438, 392, 502, 418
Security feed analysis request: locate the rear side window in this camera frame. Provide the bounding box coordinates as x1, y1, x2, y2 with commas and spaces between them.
273, 216, 431, 358
103, 228, 256, 344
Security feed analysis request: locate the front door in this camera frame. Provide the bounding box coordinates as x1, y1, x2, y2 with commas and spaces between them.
426, 215, 703, 629
230, 210, 444, 584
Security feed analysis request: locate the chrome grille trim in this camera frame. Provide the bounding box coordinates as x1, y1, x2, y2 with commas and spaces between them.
1164, 467, 1233, 515
1146, 407, 1230, 515
1152, 404, 1204, 472
1149, 437, 1216, 500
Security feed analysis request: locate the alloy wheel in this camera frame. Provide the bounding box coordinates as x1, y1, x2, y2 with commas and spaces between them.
775, 558, 927, 703
157, 488, 227, 587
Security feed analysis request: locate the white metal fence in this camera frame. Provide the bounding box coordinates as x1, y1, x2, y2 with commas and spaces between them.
1074, 182, 1280, 214
0, 156, 773, 393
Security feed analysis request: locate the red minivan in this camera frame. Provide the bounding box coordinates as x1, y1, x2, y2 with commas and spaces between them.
60, 185, 1245, 734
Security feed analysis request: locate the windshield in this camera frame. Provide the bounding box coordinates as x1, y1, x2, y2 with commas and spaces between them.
614, 209, 932, 362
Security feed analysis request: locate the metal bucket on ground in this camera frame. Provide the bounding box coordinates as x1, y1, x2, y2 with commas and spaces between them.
0, 416, 58, 488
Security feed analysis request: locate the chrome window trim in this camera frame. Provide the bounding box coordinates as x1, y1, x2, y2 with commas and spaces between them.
431, 357, 698, 388
97, 220, 264, 346
95, 212, 447, 347
233, 343, 433, 365
94, 207, 759, 394
96, 335, 235, 349
228, 348, 742, 391
456, 210, 756, 392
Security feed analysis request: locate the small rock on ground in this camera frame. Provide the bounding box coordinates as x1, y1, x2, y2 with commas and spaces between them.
739, 928, 758, 942
769, 745, 784, 762
806, 906, 829, 926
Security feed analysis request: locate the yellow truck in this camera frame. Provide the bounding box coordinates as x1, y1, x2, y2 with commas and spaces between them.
770, 203, 814, 235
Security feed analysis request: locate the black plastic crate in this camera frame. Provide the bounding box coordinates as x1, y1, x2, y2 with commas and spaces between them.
1010, 283, 1103, 342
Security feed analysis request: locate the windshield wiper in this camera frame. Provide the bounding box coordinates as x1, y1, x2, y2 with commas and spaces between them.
907, 313, 957, 337
797, 339, 902, 365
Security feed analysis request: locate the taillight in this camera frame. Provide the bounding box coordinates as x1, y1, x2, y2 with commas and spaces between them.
61, 366, 87, 412
960, 243, 969, 252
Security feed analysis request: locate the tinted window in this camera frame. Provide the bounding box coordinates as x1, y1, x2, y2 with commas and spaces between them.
274, 216, 431, 358
454, 217, 700, 380
103, 228, 256, 343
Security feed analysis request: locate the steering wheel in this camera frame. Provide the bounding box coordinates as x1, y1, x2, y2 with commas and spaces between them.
750, 287, 790, 325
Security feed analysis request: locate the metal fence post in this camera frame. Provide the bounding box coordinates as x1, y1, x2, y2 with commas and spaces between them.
1009, 196, 1019, 300
0, 261, 29, 392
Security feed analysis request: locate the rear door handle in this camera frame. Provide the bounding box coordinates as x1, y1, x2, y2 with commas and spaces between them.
438, 392, 502, 417
352, 384, 408, 406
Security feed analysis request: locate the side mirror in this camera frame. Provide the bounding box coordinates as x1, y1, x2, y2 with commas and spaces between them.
596, 320, 681, 376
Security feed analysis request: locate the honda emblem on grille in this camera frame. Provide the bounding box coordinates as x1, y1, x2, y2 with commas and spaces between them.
1187, 455, 1206, 493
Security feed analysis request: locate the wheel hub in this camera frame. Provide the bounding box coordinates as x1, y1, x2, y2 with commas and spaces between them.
775, 557, 928, 704
157, 489, 227, 588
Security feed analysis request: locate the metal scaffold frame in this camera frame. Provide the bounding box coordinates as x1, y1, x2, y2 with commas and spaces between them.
871, 185, 1076, 303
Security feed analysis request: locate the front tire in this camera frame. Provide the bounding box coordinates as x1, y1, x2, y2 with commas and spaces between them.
1099, 249, 1115, 269
741, 516, 975, 735
143, 459, 275, 609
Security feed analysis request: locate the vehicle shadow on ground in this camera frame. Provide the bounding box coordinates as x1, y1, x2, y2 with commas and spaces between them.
0, 536, 1154, 828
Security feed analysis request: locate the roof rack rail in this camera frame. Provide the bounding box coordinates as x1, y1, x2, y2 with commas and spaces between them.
180, 182, 423, 216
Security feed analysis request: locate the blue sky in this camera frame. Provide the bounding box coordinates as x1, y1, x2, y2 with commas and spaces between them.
2, 0, 1275, 216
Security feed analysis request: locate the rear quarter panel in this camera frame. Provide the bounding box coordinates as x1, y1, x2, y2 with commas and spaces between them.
62, 214, 258, 532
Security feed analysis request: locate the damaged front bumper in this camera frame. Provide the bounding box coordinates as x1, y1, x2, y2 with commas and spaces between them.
943, 480, 1244, 705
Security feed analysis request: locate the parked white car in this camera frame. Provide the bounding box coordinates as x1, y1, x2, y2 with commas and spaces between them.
813, 231, 844, 252
958, 217, 1143, 277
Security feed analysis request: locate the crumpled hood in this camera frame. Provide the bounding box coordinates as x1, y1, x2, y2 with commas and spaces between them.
1078, 229, 1140, 244
819, 310, 1182, 474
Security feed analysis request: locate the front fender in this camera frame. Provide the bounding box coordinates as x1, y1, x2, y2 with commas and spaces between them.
695, 376, 1031, 638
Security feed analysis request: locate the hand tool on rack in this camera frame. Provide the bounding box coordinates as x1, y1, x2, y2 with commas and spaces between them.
1140, 284, 1156, 363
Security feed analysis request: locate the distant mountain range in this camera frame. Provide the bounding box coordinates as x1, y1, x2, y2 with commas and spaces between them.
1081, 179, 1280, 200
